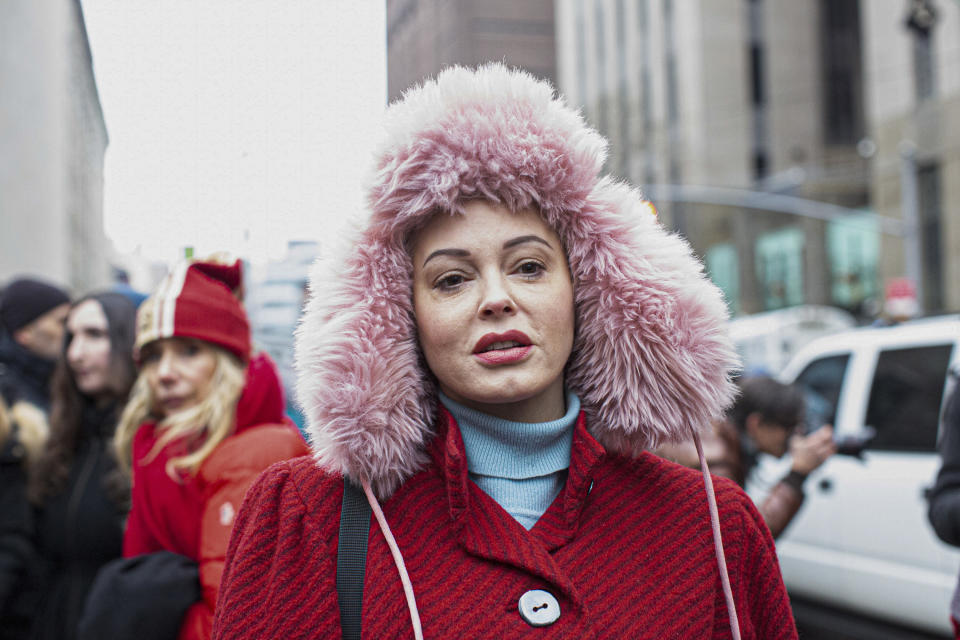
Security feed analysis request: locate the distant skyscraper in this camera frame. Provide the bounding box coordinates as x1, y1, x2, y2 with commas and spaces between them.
387, 0, 556, 102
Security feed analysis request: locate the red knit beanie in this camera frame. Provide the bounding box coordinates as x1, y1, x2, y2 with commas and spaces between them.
135, 259, 251, 362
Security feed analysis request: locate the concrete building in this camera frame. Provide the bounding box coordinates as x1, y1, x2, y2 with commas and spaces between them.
556, 0, 959, 318
0, 0, 110, 293
862, 0, 960, 314
387, 0, 555, 101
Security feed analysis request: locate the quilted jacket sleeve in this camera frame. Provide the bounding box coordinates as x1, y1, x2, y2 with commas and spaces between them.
177, 426, 308, 640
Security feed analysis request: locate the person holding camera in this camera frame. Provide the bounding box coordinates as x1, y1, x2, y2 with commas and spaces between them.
659, 375, 836, 539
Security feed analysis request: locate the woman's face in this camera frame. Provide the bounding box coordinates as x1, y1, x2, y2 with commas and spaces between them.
411, 201, 575, 422
66, 300, 114, 397
140, 337, 218, 417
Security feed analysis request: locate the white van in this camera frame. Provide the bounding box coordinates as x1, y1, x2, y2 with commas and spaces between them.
727, 305, 856, 376
772, 315, 960, 636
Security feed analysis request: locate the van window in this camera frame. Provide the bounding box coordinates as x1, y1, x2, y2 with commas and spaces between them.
794, 354, 850, 432
864, 344, 954, 452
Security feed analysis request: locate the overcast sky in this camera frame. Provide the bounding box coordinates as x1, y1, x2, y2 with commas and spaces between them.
81, 0, 387, 266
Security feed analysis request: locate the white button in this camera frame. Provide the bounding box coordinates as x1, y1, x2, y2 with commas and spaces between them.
518, 589, 560, 627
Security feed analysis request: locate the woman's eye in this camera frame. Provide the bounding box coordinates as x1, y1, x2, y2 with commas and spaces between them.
435, 274, 465, 291
517, 261, 544, 277
184, 344, 201, 356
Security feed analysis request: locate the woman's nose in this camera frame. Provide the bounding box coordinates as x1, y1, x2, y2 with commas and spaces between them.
66, 338, 83, 365
478, 276, 516, 317
156, 352, 177, 380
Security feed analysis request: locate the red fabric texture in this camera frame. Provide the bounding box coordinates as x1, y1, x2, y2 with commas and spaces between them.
123, 352, 309, 640
212, 409, 797, 639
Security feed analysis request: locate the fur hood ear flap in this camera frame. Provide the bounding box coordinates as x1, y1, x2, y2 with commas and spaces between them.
559, 179, 739, 455
295, 228, 438, 499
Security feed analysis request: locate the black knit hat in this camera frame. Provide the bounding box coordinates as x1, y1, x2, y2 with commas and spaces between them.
0, 277, 70, 333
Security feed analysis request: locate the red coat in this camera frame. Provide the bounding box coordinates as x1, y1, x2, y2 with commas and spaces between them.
124, 353, 309, 640
213, 409, 796, 639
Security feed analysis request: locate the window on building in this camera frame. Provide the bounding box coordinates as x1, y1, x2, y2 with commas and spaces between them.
827, 212, 879, 312
756, 227, 804, 310
595, 0, 607, 135
706, 243, 740, 316
913, 31, 935, 100
753, 151, 768, 180
747, 0, 768, 182
575, 1, 588, 112
615, 0, 630, 176
638, 0, 653, 185
905, 0, 937, 101
820, 0, 863, 144
749, 43, 765, 107
664, 0, 678, 127
865, 344, 953, 452
918, 163, 943, 312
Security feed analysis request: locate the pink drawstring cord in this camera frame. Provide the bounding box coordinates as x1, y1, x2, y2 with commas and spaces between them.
361, 479, 424, 640
692, 429, 742, 640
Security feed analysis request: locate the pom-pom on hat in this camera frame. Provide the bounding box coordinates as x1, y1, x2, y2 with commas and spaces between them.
135, 259, 250, 362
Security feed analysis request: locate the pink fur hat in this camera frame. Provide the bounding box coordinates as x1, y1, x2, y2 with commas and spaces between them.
296, 63, 739, 498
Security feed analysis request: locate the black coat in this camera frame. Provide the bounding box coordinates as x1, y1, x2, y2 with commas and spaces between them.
930, 380, 960, 545
0, 403, 125, 640
0, 428, 41, 640
0, 332, 55, 412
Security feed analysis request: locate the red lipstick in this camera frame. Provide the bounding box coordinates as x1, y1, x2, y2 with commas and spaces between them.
472, 330, 532, 365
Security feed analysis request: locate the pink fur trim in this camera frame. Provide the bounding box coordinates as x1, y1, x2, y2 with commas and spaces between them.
296, 64, 739, 498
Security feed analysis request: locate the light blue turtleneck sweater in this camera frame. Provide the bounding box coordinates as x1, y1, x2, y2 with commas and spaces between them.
438, 390, 580, 530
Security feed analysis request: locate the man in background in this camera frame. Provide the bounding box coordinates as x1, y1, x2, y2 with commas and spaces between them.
658, 375, 836, 538
0, 277, 70, 411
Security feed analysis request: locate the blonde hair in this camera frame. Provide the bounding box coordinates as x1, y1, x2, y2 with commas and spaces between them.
0, 398, 49, 470
114, 347, 246, 479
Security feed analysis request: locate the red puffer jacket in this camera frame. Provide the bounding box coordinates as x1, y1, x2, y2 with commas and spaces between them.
124, 353, 309, 640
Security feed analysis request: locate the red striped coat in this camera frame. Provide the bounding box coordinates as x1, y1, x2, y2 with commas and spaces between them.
213, 410, 797, 639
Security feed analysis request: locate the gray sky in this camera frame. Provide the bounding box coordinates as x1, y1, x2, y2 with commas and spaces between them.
81, 0, 387, 265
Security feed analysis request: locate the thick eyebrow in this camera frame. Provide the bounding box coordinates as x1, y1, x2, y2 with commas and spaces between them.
422, 248, 470, 267
503, 234, 552, 250
421, 235, 553, 267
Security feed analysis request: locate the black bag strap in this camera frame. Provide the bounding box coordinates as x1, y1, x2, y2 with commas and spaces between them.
337, 477, 372, 640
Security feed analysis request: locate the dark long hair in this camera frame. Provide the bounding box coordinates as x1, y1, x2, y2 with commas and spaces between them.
28, 292, 137, 505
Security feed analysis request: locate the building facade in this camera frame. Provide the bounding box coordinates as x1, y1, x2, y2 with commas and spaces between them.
0, 0, 111, 292
556, 0, 959, 318
387, 0, 556, 101
863, 0, 960, 314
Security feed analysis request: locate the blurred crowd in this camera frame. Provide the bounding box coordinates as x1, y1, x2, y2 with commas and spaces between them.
0, 262, 307, 640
